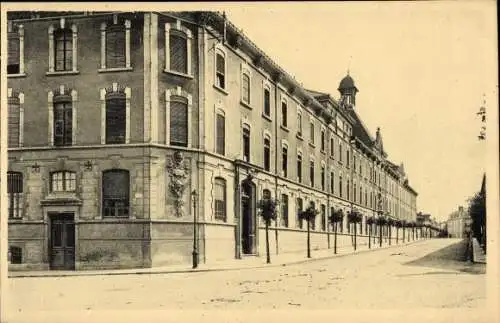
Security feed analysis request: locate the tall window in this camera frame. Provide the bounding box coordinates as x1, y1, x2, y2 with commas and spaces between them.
263, 137, 271, 171
7, 172, 23, 219
106, 24, 126, 69
353, 182, 357, 203
169, 29, 188, 74
102, 170, 130, 218
106, 92, 126, 144
281, 101, 288, 127
330, 137, 334, 157
365, 190, 368, 207
214, 178, 226, 222
263, 88, 270, 117
310, 122, 315, 144
50, 171, 76, 192
297, 154, 302, 183
216, 113, 225, 155
215, 51, 226, 89
330, 171, 335, 194
170, 96, 189, 147
242, 73, 250, 104
53, 98, 73, 146
8, 27, 21, 74
321, 130, 325, 152
347, 179, 350, 200
339, 174, 343, 198
8, 95, 21, 147
281, 194, 289, 227
347, 149, 350, 168
243, 127, 250, 162
321, 165, 325, 191
296, 197, 303, 229
321, 204, 326, 231
54, 28, 73, 72
360, 186, 363, 205
339, 143, 343, 163
353, 155, 357, 171
282, 146, 288, 177
297, 113, 302, 137
310, 160, 315, 187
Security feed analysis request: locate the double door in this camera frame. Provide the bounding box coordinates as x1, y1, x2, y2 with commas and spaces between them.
49, 213, 75, 270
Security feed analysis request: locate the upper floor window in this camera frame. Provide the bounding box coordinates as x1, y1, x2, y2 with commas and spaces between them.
7, 23, 24, 75
165, 20, 192, 76
296, 197, 304, 229
106, 92, 127, 144
347, 178, 351, 200
101, 15, 131, 70
339, 174, 343, 198
297, 112, 303, 137
321, 204, 326, 231
282, 145, 288, 178
214, 177, 227, 222
263, 189, 271, 200
263, 137, 271, 171
7, 172, 23, 219
310, 122, 315, 145
310, 160, 315, 187
321, 130, 326, 152
215, 50, 226, 90
321, 165, 326, 191
53, 96, 73, 147
339, 142, 343, 162
170, 95, 189, 147
297, 153, 302, 183
330, 137, 334, 157
7, 89, 24, 148
242, 126, 251, 162
216, 112, 225, 155
263, 87, 271, 117
102, 169, 130, 218
281, 194, 289, 227
50, 171, 76, 192
281, 100, 288, 128
330, 171, 335, 194
346, 149, 350, 168
241, 72, 251, 105
48, 20, 78, 73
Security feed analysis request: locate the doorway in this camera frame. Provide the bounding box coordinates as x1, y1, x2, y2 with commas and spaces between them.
49, 213, 75, 270
241, 180, 256, 255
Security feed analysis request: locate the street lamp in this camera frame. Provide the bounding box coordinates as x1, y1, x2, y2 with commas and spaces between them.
192, 190, 198, 269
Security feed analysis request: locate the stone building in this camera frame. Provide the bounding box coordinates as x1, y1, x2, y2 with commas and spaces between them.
446, 206, 471, 238
6, 11, 418, 271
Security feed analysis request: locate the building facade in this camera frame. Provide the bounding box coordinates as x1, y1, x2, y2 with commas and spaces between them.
6, 11, 418, 271
446, 206, 471, 238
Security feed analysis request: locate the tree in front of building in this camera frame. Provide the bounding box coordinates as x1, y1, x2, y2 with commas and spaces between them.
376, 215, 387, 247
347, 210, 363, 251
329, 208, 344, 254
257, 197, 279, 264
299, 203, 319, 258
394, 219, 402, 244
387, 218, 395, 245
366, 216, 375, 249
468, 186, 486, 253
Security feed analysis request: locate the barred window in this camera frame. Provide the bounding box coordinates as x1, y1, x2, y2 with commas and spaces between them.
54, 28, 73, 72
106, 24, 126, 68
169, 29, 188, 74
7, 172, 23, 219
106, 93, 126, 144
216, 113, 225, 155
50, 171, 76, 192
170, 96, 188, 147
53, 99, 73, 146
242, 73, 250, 104
8, 97, 20, 147
263, 137, 271, 171
102, 170, 130, 218
281, 194, 289, 227
214, 178, 226, 221
215, 52, 225, 89
8, 32, 20, 74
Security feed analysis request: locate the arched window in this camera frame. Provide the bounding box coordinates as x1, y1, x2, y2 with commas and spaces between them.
170, 96, 189, 147
310, 121, 315, 144
214, 177, 226, 222
102, 169, 130, 218
106, 91, 126, 144
7, 172, 23, 219
263, 136, 271, 171
216, 112, 225, 155
54, 28, 73, 72
297, 112, 303, 137
50, 171, 76, 192
330, 171, 335, 194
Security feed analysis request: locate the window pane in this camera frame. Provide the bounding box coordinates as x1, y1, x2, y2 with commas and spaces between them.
170, 98, 188, 146
216, 54, 225, 88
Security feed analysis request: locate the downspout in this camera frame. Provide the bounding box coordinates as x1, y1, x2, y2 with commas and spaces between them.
274, 75, 279, 256
198, 20, 206, 264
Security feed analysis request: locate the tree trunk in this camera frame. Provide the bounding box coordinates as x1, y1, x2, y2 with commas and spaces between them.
334, 222, 338, 254
265, 221, 271, 264
389, 225, 392, 245
307, 220, 311, 258
368, 222, 371, 249
379, 223, 382, 247
354, 222, 357, 251
403, 227, 406, 243
327, 222, 331, 249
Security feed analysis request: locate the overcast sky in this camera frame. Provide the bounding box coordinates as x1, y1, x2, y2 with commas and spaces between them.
219, 2, 497, 221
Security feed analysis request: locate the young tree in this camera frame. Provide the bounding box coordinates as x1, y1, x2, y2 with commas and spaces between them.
387, 218, 394, 245
394, 219, 402, 244
348, 210, 363, 251
376, 215, 387, 247
299, 203, 319, 258
257, 197, 279, 264
366, 216, 374, 249
328, 208, 344, 254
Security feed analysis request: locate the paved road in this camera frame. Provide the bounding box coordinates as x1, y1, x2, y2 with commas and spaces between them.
5, 238, 486, 321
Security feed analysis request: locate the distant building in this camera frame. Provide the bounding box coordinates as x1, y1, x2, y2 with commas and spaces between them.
446, 206, 471, 238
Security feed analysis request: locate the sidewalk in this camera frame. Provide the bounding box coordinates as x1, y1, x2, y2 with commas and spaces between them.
9, 239, 426, 278
472, 237, 486, 264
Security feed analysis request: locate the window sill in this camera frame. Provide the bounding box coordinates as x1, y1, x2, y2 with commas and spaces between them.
280, 125, 290, 132
213, 84, 229, 96
309, 142, 316, 149
163, 69, 194, 79
296, 133, 304, 141
99, 67, 134, 73
240, 100, 252, 110
262, 114, 272, 122
7, 73, 27, 78
320, 150, 326, 155
329, 155, 335, 161
46, 70, 80, 76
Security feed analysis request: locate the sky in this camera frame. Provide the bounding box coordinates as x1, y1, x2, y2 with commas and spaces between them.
219, 2, 497, 221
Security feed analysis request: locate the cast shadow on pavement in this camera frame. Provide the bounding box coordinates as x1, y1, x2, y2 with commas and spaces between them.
399, 239, 486, 276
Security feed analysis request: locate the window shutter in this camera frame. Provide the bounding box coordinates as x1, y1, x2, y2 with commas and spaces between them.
8, 100, 20, 147
169, 31, 187, 74
106, 97, 126, 144
106, 25, 126, 68
7, 172, 23, 193
216, 114, 225, 155
170, 97, 188, 146
8, 34, 20, 66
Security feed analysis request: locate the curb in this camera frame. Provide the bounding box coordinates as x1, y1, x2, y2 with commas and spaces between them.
8, 239, 428, 279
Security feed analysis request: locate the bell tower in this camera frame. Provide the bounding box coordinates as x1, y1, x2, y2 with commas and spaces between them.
338, 72, 359, 107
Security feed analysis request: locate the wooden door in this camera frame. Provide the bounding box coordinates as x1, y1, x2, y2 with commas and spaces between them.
49, 213, 75, 270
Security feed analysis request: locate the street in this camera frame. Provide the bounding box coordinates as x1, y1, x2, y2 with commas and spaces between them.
5, 238, 487, 322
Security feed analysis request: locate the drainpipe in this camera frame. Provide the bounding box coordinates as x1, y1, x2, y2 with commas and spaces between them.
234, 163, 241, 259
274, 74, 279, 256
